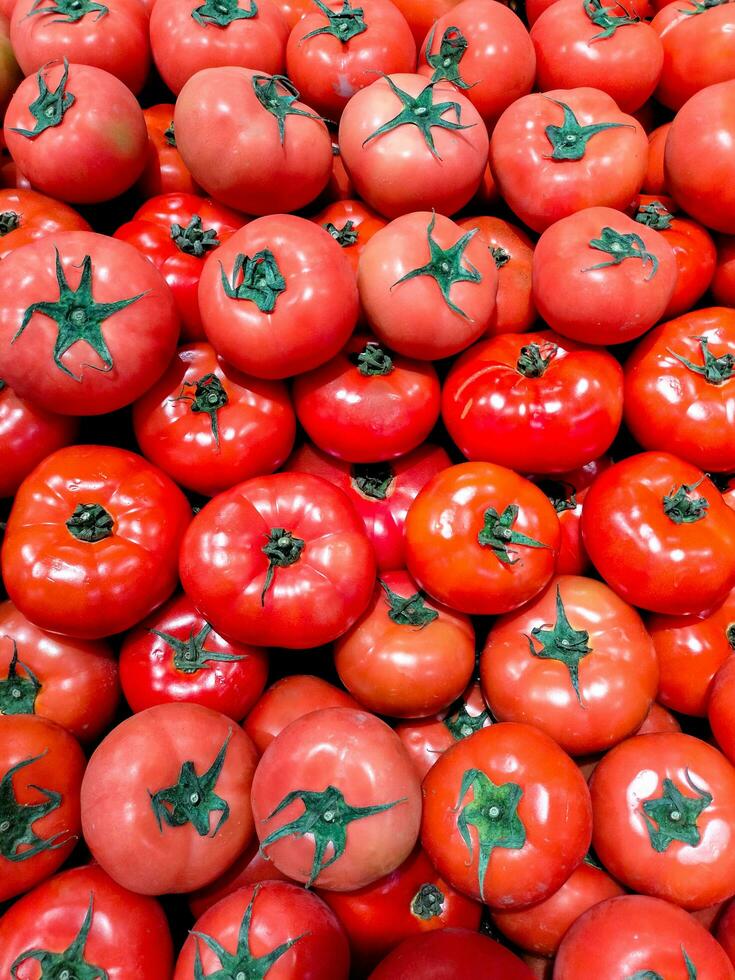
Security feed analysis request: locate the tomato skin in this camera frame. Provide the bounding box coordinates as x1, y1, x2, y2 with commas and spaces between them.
272, 0, 310, 28
643, 122, 671, 196
391, 0, 463, 46
0, 864, 174, 979
311, 199, 387, 275
2, 445, 192, 640
251, 707, 422, 890
188, 841, 292, 917
138, 104, 200, 199
717, 898, 735, 968
0, 188, 89, 259
0, 13, 20, 113
708, 657, 735, 767
370, 928, 534, 980
638, 701, 682, 735
0, 601, 119, 741
133, 342, 296, 497
713, 235, 735, 307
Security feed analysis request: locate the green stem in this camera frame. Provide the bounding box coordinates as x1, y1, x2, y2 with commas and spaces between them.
516, 342, 556, 378
261, 529, 305, 605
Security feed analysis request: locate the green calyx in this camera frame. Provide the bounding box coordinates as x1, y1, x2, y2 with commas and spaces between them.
11, 896, 109, 980
259, 784, 405, 887
583, 0, 639, 39
363, 76, 474, 160
627, 946, 697, 980
66, 503, 114, 543
1, 754, 71, 863
261, 528, 305, 605
28, 0, 107, 22
443, 701, 491, 740
149, 731, 232, 837
544, 98, 630, 162
151, 622, 245, 675
392, 213, 481, 319
680, 0, 728, 15
323, 219, 359, 247
583, 226, 659, 280
351, 462, 394, 499
478, 504, 550, 565
11, 58, 75, 139
171, 215, 220, 257
13, 249, 146, 380
424, 24, 471, 88
526, 585, 592, 705
642, 769, 712, 852
537, 479, 578, 514
192, 884, 308, 980
379, 579, 438, 628
491, 246, 511, 269
668, 336, 735, 386
0, 641, 41, 715
0, 380, 6, 392
516, 342, 557, 378
411, 882, 445, 920
354, 341, 393, 376
192, 0, 256, 26
0, 211, 20, 236
164, 121, 176, 146
220, 249, 286, 312
635, 199, 673, 231
454, 768, 526, 901
662, 479, 708, 524
727, 623, 735, 650
252, 74, 326, 144
301, 0, 367, 42
173, 373, 229, 449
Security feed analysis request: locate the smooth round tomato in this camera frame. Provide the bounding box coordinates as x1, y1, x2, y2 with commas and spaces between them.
272, 0, 310, 27
708, 657, 735, 766
133, 342, 296, 496
188, 841, 292, 918
421, 722, 592, 908
391, 0, 463, 46
637, 701, 682, 735
0, 188, 89, 259
311, 199, 387, 275
643, 121, 670, 195
251, 707, 422, 890
2, 445, 191, 639
138, 104, 200, 199
0, 715, 84, 902
582, 452, 735, 615
198, 214, 358, 380
370, 928, 535, 980
713, 235, 735, 306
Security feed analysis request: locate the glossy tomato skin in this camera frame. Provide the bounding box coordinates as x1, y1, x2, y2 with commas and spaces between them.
0, 188, 89, 259
0, 601, 118, 741
391, 0, 462, 45
180, 472, 376, 648
311, 199, 387, 275
638, 702, 682, 735
198, 215, 358, 380
272, 0, 310, 27
133, 342, 296, 496
717, 898, 735, 968
0, 864, 174, 979
442, 331, 622, 473
0, 232, 179, 416
624, 308, 735, 472
251, 707, 422, 890
2, 445, 191, 640
138, 104, 200, 199
0, 716, 84, 903
643, 122, 670, 196
421, 722, 592, 908
591, 733, 735, 909
405, 462, 560, 616
188, 841, 292, 918
708, 657, 735, 767
370, 928, 535, 980
582, 452, 735, 615
713, 235, 735, 306
490, 87, 648, 233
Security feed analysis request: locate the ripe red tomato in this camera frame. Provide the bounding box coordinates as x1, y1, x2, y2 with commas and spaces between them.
251, 707, 422, 890
0, 188, 89, 260
370, 928, 535, 980
188, 841, 292, 918
708, 657, 735, 767
2, 445, 191, 639
421, 722, 592, 907
0, 601, 118, 741
391, 0, 463, 45
638, 701, 682, 735
489, 87, 648, 233
198, 214, 358, 379
643, 121, 670, 195
713, 235, 735, 306
272, 0, 310, 26
0, 714, 85, 902
4, 61, 147, 204
311, 199, 387, 274
591, 732, 735, 909
180, 472, 376, 648
138, 104, 200, 199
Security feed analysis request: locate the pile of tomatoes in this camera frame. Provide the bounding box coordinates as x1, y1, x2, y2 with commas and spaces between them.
1, 0, 735, 975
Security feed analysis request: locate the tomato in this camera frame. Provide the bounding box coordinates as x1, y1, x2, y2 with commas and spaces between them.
583, 452, 735, 615
665, 80, 735, 235
554, 894, 735, 979
391, 0, 463, 46
0, 231, 179, 416
272, 0, 310, 28
591, 732, 735, 909
293, 334, 440, 463
0, 601, 118, 741
405, 462, 560, 615
0, 715, 84, 902
489, 87, 648, 233
150, 0, 288, 95
637, 701, 682, 735
2, 445, 191, 639
0, 13, 20, 113
417, 0, 536, 126
421, 722, 591, 907
324, 141, 355, 201
708, 656, 735, 767
624, 308, 735, 473
338, 74, 489, 219
334, 571, 475, 718
0, 864, 174, 979
176, 880, 349, 979
198, 214, 358, 379
717, 898, 735, 969
0, 188, 89, 260
370, 928, 534, 980
180, 472, 376, 648
286, 0, 416, 119
311, 199, 386, 275
251, 707, 422, 890
713, 235, 735, 307
10, 0, 150, 94
114, 192, 245, 341
358, 212, 497, 360
443, 331, 622, 473
643, 121, 670, 195
174, 68, 332, 215
138, 104, 200, 199
318, 848, 481, 973
188, 841, 292, 917
4, 61, 147, 204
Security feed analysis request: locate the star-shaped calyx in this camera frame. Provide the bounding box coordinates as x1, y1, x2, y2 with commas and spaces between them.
220, 249, 286, 312
635, 199, 673, 232
424, 24, 471, 88
350, 462, 394, 499
642, 770, 712, 852
149, 731, 232, 837
668, 336, 735, 386
192, 0, 256, 26
11, 59, 75, 139
516, 341, 558, 378
323, 219, 359, 247
477, 504, 551, 565
10, 895, 108, 980
662, 479, 709, 525
410, 883, 445, 920
0, 754, 71, 862
173, 373, 229, 449
151, 622, 245, 675
171, 215, 220, 257
583, 0, 639, 40
583, 227, 659, 280
544, 98, 630, 161
379, 579, 438, 627
0, 640, 41, 715
626, 946, 698, 980
443, 700, 491, 741
351, 340, 394, 376
301, 0, 367, 42
28, 0, 108, 23
526, 585, 592, 705
251, 74, 327, 144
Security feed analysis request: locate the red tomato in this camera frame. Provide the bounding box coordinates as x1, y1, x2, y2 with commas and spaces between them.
643, 121, 671, 195
311, 199, 387, 274
334, 570, 475, 718
133, 342, 296, 496
591, 732, 735, 909
370, 928, 535, 980
421, 722, 592, 907
0, 715, 84, 902
717, 898, 735, 969
489, 87, 648, 233
188, 841, 292, 918
624, 308, 735, 473
198, 214, 358, 379
272, 0, 310, 27
637, 701, 682, 735
0, 188, 89, 259
180, 472, 376, 648
251, 707, 422, 890
293, 334, 440, 463
713, 235, 735, 307
2, 445, 191, 639
4, 61, 147, 204
137, 104, 200, 199
0, 601, 118, 741
391, 0, 463, 45
0, 12, 20, 113
358, 211, 497, 360
708, 657, 735, 766
324, 141, 355, 201
338, 73, 489, 219
0, 864, 174, 979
